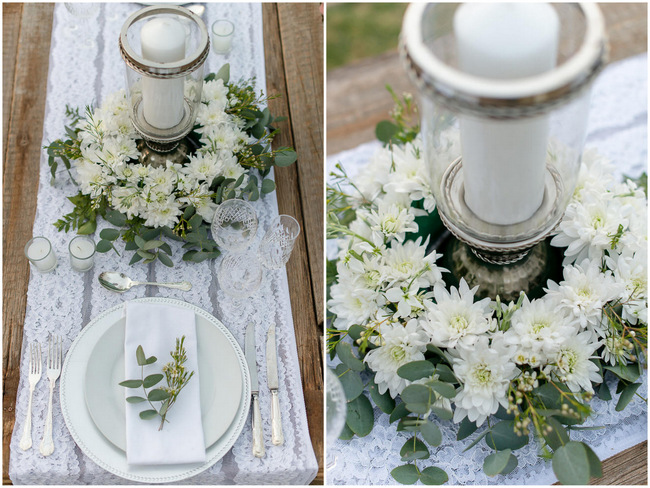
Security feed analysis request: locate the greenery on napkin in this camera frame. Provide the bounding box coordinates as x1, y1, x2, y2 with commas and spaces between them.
120, 336, 194, 431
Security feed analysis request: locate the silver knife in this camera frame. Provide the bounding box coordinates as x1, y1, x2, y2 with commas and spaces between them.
266, 323, 284, 446
245, 323, 265, 457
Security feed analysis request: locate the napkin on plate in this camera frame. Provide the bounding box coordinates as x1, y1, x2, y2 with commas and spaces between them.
124, 302, 206, 465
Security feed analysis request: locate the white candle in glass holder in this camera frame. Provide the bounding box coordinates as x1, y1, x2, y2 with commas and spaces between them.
69, 236, 96, 272
212, 20, 234, 54
25, 237, 58, 273
454, 3, 559, 225
140, 17, 186, 129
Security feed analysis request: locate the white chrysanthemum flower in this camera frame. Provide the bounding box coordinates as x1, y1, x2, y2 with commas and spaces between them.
545, 259, 622, 333
601, 333, 634, 366
141, 193, 182, 228
143, 165, 178, 195
328, 270, 384, 330
364, 320, 429, 397
195, 102, 230, 129
546, 332, 601, 393
504, 296, 575, 365
385, 286, 430, 319
202, 79, 229, 106
367, 201, 418, 245
382, 238, 444, 289
220, 153, 247, 182
451, 336, 518, 426
345, 254, 385, 290
381, 137, 435, 212
75, 160, 111, 198
571, 150, 615, 203
551, 195, 630, 265
421, 279, 493, 348
609, 251, 648, 325
111, 185, 144, 219
181, 152, 222, 183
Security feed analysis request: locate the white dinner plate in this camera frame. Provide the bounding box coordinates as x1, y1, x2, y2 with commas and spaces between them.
84, 304, 244, 451
61, 297, 251, 483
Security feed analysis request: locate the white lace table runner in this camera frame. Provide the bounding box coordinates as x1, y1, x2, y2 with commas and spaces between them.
9, 3, 317, 484
326, 54, 648, 485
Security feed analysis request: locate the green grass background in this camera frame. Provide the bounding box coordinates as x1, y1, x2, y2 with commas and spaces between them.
327, 3, 408, 71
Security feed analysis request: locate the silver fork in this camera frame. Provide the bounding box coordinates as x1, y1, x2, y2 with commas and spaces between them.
19, 343, 42, 450
39, 335, 62, 456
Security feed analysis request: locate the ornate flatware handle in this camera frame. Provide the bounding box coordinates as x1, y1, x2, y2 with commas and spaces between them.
19, 387, 35, 450
138, 280, 192, 291
270, 389, 284, 446
39, 383, 55, 456
251, 393, 265, 458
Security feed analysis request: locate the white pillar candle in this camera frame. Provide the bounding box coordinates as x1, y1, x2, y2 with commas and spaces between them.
454, 3, 559, 225
140, 17, 186, 129
212, 20, 234, 54
69, 236, 96, 272
25, 237, 57, 273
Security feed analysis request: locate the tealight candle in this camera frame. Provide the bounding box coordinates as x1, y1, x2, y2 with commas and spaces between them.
454, 3, 559, 225
140, 17, 186, 129
24, 237, 57, 273
212, 20, 234, 54
69, 236, 96, 272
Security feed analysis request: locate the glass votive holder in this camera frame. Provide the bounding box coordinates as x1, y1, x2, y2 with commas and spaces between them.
211, 199, 259, 253
258, 215, 301, 270
68, 236, 96, 272
24, 237, 58, 273
217, 251, 263, 300
212, 19, 234, 54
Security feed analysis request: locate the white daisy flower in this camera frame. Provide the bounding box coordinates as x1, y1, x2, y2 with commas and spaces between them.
382, 238, 444, 289
451, 336, 518, 426
364, 320, 429, 397
328, 271, 384, 330
367, 201, 418, 245
608, 251, 648, 325
421, 279, 493, 349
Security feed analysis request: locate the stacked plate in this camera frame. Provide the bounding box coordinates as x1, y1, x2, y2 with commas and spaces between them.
60, 297, 251, 483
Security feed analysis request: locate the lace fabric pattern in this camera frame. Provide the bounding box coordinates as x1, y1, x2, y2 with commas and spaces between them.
9, 3, 318, 484
326, 54, 648, 485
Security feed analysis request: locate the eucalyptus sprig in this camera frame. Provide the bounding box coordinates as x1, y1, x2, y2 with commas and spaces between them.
120, 336, 194, 431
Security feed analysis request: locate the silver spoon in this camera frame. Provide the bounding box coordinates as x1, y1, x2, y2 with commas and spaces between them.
98, 271, 192, 293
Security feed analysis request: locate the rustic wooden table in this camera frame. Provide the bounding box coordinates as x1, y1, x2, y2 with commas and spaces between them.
327, 3, 647, 486
3, 3, 323, 485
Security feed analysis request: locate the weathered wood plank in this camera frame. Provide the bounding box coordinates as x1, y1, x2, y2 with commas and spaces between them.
2, 3, 22, 149
262, 3, 324, 484
3, 3, 55, 484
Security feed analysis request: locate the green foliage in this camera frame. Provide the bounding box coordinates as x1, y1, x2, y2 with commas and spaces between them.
119, 337, 194, 430
346, 394, 374, 437
552, 442, 594, 485
390, 464, 420, 485
483, 449, 513, 476
485, 421, 529, 451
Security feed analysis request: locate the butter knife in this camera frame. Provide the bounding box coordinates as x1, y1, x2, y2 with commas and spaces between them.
266, 323, 284, 446
245, 323, 265, 457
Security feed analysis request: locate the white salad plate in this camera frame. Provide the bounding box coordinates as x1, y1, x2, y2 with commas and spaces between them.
60, 297, 251, 483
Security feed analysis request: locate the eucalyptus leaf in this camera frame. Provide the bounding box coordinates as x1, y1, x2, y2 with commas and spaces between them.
335, 363, 363, 401
142, 240, 164, 251
434, 363, 456, 383
119, 379, 143, 388
430, 405, 453, 421
143, 373, 164, 388
616, 382, 641, 411
136, 250, 156, 260
148, 389, 171, 402
389, 402, 410, 424
274, 149, 297, 167
99, 228, 121, 241
77, 220, 97, 235
339, 422, 354, 441
494, 405, 515, 420
369, 377, 395, 414
552, 441, 590, 485
215, 63, 230, 84
145, 356, 157, 365
483, 449, 512, 476
603, 363, 640, 383
134, 235, 145, 249
583, 443, 602, 478
139, 409, 158, 420
405, 402, 430, 415
126, 396, 146, 404
543, 417, 569, 450
142, 228, 161, 241
485, 421, 529, 451
125, 240, 139, 251
376, 120, 399, 144
129, 253, 143, 265
183, 205, 196, 219
261, 178, 276, 194
390, 464, 420, 485
420, 421, 442, 447
401, 384, 431, 405
457, 417, 478, 441
136, 346, 146, 366
501, 454, 518, 475
346, 394, 374, 437
427, 380, 456, 399
336, 342, 365, 372
397, 360, 436, 381
158, 252, 174, 268
400, 436, 429, 461
96, 240, 113, 253
419, 466, 448, 485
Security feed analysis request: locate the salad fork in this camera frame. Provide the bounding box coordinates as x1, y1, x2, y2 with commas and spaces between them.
19, 343, 41, 450
39, 335, 62, 456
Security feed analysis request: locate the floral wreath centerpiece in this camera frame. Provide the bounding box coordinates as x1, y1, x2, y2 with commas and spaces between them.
327, 90, 647, 484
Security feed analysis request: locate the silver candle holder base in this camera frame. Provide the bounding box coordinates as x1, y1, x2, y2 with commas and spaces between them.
136, 138, 193, 168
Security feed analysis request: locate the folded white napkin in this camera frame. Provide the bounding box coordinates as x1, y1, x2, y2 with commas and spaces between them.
124, 302, 206, 465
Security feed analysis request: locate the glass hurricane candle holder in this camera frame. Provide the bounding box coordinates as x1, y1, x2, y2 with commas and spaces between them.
69, 236, 96, 272
401, 3, 607, 299
119, 5, 209, 166
25, 237, 58, 273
